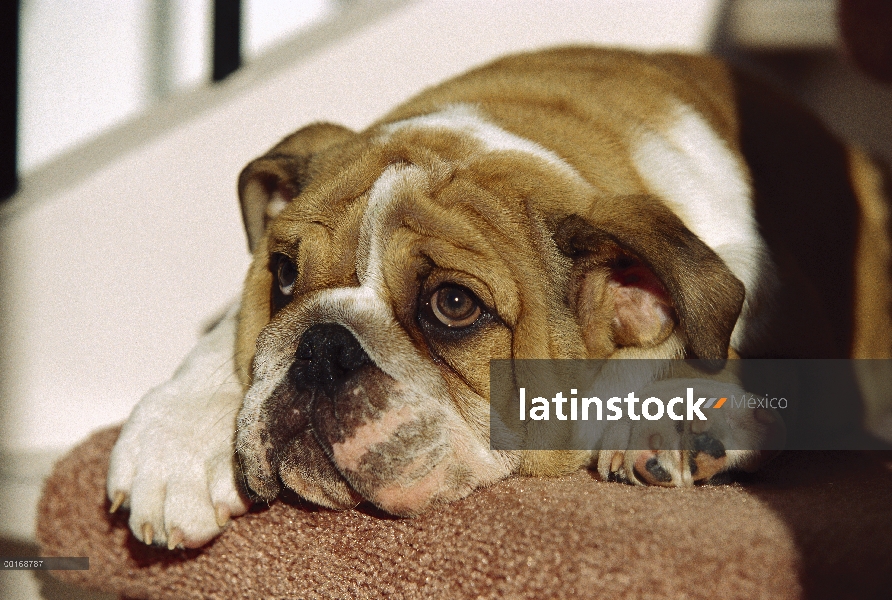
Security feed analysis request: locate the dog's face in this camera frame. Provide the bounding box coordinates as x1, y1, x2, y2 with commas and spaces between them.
233, 108, 744, 515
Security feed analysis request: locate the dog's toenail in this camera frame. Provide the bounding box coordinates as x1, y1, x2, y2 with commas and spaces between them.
167, 528, 184, 550
109, 491, 125, 513
142, 523, 154, 545
610, 452, 624, 472
215, 504, 231, 528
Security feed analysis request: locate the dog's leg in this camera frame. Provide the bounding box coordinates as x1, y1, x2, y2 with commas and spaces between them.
106, 301, 250, 548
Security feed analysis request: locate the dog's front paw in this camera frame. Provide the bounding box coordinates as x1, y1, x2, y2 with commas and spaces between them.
107, 384, 250, 548
597, 380, 785, 486
622, 431, 744, 487
106, 306, 250, 548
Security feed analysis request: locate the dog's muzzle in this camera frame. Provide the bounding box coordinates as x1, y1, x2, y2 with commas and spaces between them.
236, 308, 510, 515
236, 319, 485, 515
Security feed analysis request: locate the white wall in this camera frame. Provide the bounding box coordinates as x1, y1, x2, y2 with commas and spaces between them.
245, 0, 336, 60
18, 0, 338, 173
1, 0, 723, 457
19, 0, 152, 171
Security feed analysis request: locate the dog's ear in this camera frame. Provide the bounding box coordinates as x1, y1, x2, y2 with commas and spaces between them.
238, 123, 356, 252
553, 196, 745, 360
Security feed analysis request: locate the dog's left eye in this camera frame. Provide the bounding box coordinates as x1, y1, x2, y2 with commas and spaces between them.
274, 253, 297, 297
429, 285, 482, 328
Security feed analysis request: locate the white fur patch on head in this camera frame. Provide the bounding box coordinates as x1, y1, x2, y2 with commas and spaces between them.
632, 103, 777, 349
356, 163, 424, 287
381, 103, 591, 189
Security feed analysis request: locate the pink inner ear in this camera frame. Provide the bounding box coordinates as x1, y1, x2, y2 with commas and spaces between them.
609, 261, 675, 347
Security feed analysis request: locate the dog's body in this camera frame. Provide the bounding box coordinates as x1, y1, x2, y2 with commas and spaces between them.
107, 48, 891, 549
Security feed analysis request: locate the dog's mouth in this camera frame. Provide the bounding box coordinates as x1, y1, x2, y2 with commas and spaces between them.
235, 323, 467, 516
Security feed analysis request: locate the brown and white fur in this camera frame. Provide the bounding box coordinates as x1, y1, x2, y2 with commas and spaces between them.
106, 47, 891, 549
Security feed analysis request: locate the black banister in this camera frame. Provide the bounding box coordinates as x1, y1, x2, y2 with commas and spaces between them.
1, 0, 19, 199
213, 0, 242, 82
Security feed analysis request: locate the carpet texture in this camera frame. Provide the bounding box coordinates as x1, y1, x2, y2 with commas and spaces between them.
37, 427, 892, 599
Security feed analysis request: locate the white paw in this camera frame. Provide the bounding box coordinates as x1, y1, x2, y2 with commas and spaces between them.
106, 303, 251, 548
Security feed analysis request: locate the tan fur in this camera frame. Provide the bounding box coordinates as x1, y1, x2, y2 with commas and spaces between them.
849, 147, 892, 359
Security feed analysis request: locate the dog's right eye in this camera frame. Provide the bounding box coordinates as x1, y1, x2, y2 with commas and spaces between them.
271, 254, 297, 308
276, 255, 297, 295
427, 285, 482, 328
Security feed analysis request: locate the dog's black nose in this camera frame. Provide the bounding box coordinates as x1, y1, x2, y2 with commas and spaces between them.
293, 323, 370, 396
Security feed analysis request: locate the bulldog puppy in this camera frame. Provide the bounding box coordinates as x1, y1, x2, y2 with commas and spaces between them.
107, 47, 891, 548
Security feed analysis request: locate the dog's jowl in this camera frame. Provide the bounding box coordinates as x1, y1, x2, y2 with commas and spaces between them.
106, 47, 891, 548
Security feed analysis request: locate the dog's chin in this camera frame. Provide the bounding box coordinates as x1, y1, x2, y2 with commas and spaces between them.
238, 362, 490, 517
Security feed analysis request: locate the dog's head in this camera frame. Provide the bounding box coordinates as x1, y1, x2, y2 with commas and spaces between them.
233, 108, 744, 515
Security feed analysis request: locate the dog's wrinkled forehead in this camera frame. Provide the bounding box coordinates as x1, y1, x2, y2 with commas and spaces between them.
267, 104, 593, 312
